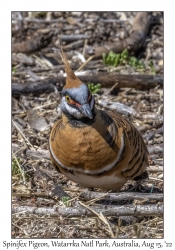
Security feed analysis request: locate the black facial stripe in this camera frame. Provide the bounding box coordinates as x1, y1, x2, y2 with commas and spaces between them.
67, 101, 80, 110
88, 94, 92, 102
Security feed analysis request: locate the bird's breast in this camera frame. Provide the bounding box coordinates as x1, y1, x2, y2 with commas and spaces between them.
49, 114, 124, 175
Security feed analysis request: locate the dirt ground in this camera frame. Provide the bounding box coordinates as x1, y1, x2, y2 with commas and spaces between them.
12, 11, 163, 239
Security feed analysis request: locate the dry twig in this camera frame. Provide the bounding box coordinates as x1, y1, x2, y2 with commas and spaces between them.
12, 32, 54, 54
12, 120, 35, 150
12, 204, 163, 217
80, 191, 163, 202
12, 74, 163, 96
85, 12, 151, 59
79, 201, 114, 238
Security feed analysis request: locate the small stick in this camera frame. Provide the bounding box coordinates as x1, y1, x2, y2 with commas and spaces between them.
83, 39, 88, 57
12, 204, 163, 217
86, 191, 111, 205
80, 190, 163, 202
33, 101, 57, 110
12, 120, 35, 150
12, 222, 29, 237
146, 166, 163, 172
13, 145, 28, 155
79, 201, 114, 238
105, 82, 119, 95
77, 55, 95, 72
149, 177, 163, 182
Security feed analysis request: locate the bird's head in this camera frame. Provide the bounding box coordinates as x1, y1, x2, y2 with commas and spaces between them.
60, 49, 95, 120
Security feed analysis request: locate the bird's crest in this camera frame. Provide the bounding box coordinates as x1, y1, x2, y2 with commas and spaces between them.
60, 47, 82, 89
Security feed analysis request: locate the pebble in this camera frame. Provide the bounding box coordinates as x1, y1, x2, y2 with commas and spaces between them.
154, 133, 161, 138
158, 173, 163, 179
158, 59, 163, 66
154, 136, 163, 143
148, 140, 154, 145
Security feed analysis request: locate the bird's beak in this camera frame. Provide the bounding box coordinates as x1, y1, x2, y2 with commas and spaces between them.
81, 104, 93, 119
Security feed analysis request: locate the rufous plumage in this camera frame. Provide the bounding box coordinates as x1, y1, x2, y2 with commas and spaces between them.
49, 49, 149, 191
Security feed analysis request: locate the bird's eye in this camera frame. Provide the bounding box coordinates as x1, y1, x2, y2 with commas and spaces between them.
66, 95, 71, 102
65, 95, 80, 107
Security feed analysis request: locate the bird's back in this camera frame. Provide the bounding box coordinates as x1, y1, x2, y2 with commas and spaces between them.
107, 110, 148, 180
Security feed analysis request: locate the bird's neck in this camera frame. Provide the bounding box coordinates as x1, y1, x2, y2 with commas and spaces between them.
62, 107, 97, 128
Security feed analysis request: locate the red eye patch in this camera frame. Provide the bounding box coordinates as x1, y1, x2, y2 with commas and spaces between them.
69, 99, 81, 107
